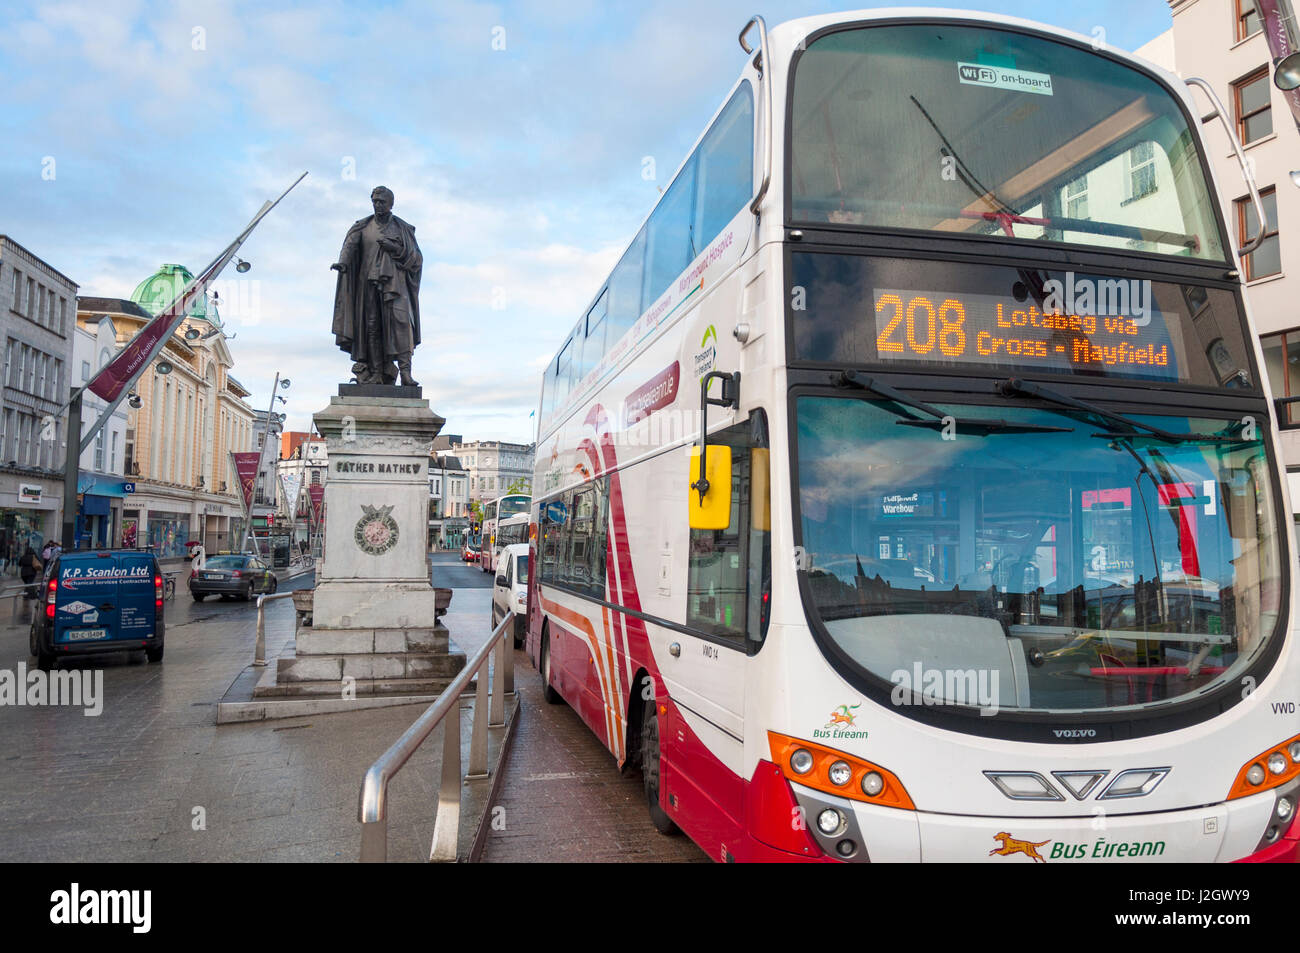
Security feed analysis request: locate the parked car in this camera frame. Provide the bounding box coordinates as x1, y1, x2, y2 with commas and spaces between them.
491, 542, 529, 648
29, 548, 164, 670
189, 554, 278, 601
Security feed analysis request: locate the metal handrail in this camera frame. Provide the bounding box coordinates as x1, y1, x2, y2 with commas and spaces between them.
254, 590, 297, 666
358, 612, 515, 863
1185, 76, 1268, 259
2, 581, 36, 624
740, 15, 773, 215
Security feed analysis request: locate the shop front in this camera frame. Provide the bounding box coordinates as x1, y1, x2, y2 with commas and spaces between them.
0, 476, 61, 576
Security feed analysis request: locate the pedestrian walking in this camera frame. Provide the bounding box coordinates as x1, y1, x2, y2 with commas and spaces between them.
19, 546, 40, 600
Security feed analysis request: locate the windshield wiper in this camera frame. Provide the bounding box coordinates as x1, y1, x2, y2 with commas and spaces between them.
836, 371, 1073, 435
996, 377, 1237, 443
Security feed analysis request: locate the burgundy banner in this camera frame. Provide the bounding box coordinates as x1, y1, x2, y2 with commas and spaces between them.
1259, 0, 1300, 132
231, 452, 261, 514
622, 360, 680, 426
308, 483, 325, 525
88, 276, 207, 403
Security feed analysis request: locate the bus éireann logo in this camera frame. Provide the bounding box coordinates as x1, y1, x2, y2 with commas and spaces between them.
825, 704, 860, 729
990, 832, 1051, 863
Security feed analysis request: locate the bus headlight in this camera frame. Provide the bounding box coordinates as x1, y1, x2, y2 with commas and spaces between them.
816, 809, 843, 835
861, 771, 885, 797
1277, 797, 1294, 821
769, 732, 914, 811
1229, 734, 1300, 800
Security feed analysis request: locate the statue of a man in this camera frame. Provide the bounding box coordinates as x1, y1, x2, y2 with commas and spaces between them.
330, 186, 422, 386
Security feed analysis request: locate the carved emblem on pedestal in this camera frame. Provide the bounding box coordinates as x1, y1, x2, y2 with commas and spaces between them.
354, 504, 399, 555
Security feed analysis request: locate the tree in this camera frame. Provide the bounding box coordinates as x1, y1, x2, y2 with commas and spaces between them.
469, 500, 484, 523
505, 477, 531, 495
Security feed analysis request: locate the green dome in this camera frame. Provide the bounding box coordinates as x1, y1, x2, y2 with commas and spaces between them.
130, 264, 211, 320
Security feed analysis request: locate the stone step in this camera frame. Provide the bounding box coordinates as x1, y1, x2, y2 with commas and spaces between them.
295, 624, 449, 656
251, 673, 468, 699
276, 650, 467, 683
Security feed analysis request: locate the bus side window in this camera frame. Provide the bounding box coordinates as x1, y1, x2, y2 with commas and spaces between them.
582, 289, 609, 379
687, 411, 771, 648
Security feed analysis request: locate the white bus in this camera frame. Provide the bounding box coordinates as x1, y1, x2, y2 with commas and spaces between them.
480, 493, 530, 574
525, 9, 1300, 863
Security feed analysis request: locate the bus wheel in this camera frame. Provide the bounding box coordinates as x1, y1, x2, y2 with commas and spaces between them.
540, 627, 561, 705
641, 693, 678, 835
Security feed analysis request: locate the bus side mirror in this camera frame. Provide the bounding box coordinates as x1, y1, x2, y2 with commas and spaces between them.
688, 444, 732, 530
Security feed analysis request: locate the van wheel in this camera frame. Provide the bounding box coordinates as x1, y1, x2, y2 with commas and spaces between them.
35, 650, 54, 672
146, 644, 164, 663
641, 691, 678, 835
540, 626, 561, 705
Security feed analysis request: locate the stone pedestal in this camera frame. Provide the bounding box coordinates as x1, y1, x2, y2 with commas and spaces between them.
255, 390, 465, 699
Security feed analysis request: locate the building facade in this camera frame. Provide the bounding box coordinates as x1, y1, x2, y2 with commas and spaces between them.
74, 314, 128, 547
275, 434, 326, 549
428, 452, 469, 548
1138, 1, 1300, 530
80, 263, 256, 558
451, 438, 535, 504
0, 236, 76, 566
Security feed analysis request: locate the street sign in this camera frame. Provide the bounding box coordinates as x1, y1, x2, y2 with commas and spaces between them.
123, 482, 136, 493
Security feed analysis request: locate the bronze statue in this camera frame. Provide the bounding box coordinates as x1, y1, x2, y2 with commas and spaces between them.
331, 186, 422, 386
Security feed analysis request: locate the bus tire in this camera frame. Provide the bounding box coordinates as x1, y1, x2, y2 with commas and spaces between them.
641, 693, 678, 834
540, 626, 561, 705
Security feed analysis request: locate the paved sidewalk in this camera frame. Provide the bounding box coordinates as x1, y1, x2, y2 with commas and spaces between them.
478, 662, 708, 863
0, 582, 497, 862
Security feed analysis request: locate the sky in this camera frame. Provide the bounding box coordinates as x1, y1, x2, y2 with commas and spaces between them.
0, 0, 1176, 445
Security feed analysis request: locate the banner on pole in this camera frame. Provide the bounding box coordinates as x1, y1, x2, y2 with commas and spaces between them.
309, 483, 325, 525
231, 452, 261, 514
280, 470, 302, 520
1259, 0, 1300, 132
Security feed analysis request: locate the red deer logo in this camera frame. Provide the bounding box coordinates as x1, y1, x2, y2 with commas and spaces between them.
989, 832, 1050, 863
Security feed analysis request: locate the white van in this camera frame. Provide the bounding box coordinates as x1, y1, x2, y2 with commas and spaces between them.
491, 542, 529, 648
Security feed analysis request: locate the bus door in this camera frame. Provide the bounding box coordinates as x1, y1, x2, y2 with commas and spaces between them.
666, 413, 771, 842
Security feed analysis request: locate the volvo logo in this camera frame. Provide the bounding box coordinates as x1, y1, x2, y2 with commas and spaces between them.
1052, 728, 1097, 739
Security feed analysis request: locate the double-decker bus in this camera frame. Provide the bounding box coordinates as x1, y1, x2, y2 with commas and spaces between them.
526, 9, 1300, 863
481, 493, 530, 573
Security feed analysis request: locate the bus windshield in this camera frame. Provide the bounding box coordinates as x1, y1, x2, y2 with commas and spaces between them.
794, 396, 1284, 715
790, 23, 1225, 261
499, 495, 531, 518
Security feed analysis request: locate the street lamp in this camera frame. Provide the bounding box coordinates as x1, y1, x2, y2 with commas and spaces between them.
1275, 52, 1300, 90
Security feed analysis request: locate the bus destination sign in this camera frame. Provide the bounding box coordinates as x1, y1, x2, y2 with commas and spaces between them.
871, 287, 1174, 379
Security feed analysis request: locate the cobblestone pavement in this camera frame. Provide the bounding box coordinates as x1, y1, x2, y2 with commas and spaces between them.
478, 656, 709, 863
0, 561, 493, 862
0, 553, 703, 862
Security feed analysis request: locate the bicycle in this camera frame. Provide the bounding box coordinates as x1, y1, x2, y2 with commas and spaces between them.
163, 573, 177, 601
